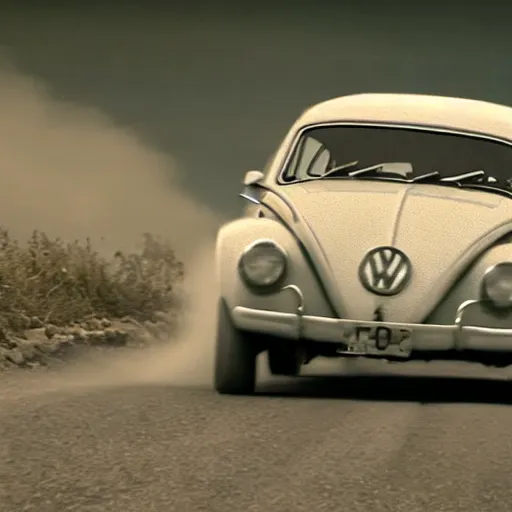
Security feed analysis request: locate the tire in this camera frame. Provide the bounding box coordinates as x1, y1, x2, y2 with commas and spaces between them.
267, 345, 301, 376
214, 298, 258, 395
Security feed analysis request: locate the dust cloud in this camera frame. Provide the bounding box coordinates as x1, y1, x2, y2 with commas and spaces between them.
0, 59, 228, 394
0, 58, 220, 257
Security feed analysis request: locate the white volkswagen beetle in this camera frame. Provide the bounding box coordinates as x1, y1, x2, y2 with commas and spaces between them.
214, 93, 512, 395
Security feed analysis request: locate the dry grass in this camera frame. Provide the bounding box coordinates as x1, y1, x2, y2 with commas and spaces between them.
0, 228, 184, 333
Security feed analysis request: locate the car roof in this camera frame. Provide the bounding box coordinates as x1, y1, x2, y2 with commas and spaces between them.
295, 93, 512, 142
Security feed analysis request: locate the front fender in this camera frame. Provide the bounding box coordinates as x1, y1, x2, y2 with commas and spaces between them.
427, 241, 512, 327
216, 218, 333, 317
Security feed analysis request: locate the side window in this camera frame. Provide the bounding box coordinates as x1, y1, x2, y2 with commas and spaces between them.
290, 136, 332, 179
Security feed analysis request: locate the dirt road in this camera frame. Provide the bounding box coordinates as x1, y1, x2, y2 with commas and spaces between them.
1, 361, 512, 512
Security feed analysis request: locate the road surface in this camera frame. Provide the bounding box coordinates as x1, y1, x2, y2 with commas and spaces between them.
1, 358, 512, 512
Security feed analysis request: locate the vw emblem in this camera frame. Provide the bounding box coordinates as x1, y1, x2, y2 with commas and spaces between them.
358, 246, 412, 296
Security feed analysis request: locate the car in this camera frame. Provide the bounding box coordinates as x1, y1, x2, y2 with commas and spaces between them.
213, 92, 512, 395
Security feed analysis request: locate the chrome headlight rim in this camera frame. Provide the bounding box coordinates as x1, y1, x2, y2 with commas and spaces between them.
238, 239, 288, 293
481, 262, 512, 310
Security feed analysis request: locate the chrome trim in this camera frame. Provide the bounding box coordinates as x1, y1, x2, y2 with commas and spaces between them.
276, 121, 512, 185
280, 284, 305, 338
454, 299, 482, 350
239, 193, 261, 205
240, 184, 300, 222
454, 299, 481, 326
358, 246, 412, 296
239, 238, 287, 258
232, 300, 512, 354
280, 284, 305, 314
254, 183, 299, 222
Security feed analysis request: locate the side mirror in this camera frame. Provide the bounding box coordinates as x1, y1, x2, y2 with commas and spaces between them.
243, 170, 265, 186
239, 168, 299, 221
240, 170, 265, 205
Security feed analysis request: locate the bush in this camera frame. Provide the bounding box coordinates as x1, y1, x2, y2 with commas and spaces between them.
0, 229, 184, 332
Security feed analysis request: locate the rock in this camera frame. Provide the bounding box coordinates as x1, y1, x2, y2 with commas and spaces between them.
44, 324, 59, 339
37, 341, 61, 355
21, 314, 32, 330
85, 330, 107, 346
0, 355, 14, 369
0, 346, 9, 361
120, 316, 143, 328
0, 312, 180, 371
14, 339, 38, 361
68, 326, 88, 342
103, 328, 128, 346
0, 327, 13, 346
6, 348, 24, 366
25, 327, 46, 341
83, 318, 103, 331
52, 333, 74, 346
30, 316, 44, 329
100, 318, 111, 328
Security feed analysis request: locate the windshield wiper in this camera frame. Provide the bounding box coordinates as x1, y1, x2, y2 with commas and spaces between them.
412, 171, 441, 182
313, 164, 499, 188
320, 160, 360, 178
441, 170, 486, 183
319, 161, 412, 180
412, 169, 497, 185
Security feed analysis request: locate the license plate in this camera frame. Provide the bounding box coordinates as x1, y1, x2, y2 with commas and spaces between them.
338, 323, 412, 358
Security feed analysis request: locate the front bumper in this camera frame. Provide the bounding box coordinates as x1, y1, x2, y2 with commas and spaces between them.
232, 291, 512, 357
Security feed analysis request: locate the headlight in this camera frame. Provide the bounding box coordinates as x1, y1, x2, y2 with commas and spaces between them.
482, 263, 512, 309
238, 240, 287, 290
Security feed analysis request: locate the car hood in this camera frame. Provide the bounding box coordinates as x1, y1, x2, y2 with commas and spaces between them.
280, 179, 512, 323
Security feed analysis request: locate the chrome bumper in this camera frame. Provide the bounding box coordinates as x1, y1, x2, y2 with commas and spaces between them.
232, 294, 512, 355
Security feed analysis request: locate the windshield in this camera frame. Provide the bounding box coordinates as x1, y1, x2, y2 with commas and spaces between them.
281, 124, 512, 188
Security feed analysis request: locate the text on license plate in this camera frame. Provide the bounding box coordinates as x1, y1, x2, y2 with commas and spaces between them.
339, 323, 412, 357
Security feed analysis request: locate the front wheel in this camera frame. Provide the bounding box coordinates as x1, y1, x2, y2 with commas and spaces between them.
214, 298, 258, 395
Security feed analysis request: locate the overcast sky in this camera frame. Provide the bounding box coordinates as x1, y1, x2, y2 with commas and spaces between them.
1, 2, 511, 217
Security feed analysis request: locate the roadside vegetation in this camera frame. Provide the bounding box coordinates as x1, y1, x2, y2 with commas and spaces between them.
0, 229, 184, 368
0, 229, 184, 331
